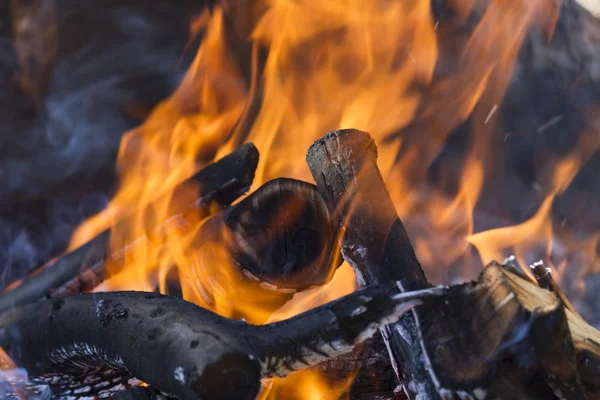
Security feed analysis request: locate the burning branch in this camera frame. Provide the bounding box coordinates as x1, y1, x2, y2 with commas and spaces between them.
0, 143, 259, 312
307, 129, 600, 399
306, 129, 435, 397
0, 284, 443, 400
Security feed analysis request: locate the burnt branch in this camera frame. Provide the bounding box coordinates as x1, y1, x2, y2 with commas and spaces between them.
307, 129, 426, 287
306, 129, 600, 399
306, 129, 436, 398
0, 285, 444, 400
0, 143, 259, 312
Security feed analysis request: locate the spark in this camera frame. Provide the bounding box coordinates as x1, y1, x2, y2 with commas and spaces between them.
408, 52, 416, 65
504, 133, 511, 142
537, 115, 563, 133
485, 104, 498, 124
434, 21, 439, 30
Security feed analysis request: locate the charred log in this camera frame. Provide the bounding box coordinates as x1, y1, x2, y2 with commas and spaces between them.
306, 129, 436, 398
0, 284, 444, 400
177, 178, 341, 324
413, 261, 600, 399
209, 178, 340, 291
306, 129, 600, 399
0, 143, 259, 312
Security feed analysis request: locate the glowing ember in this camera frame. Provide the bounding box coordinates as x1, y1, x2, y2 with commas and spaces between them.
62, 0, 598, 397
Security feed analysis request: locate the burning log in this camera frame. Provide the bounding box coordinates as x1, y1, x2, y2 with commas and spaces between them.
306, 129, 435, 398
176, 178, 341, 323
199, 178, 340, 292
0, 284, 444, 400
0, 143, 259, 312
307, 129, 600, 399
413, 260, 600, 399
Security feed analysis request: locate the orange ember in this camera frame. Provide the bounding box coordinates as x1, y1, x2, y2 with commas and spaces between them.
63, 0, 598, 398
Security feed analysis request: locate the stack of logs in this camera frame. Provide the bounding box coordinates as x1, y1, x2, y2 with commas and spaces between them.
0, 130, 598, 400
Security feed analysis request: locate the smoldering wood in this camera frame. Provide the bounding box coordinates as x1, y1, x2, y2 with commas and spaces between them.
174, 178, 341, 324
306, 129, 438, 399
0, 143, 259, 313
306, 129, 427, 287
415, 260, 600, 399
306, 129, 600, 399
315, 334, 397, 399
221, 178, 340, 291
0, 283, 444, 400
320, 262, 600, 400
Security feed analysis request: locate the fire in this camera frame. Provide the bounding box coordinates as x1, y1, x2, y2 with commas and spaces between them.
257, 369, 356, 400
62, 0, 599, 398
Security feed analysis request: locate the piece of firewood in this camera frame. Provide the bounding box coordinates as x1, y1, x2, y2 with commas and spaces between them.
0, 283, 445, 400
0, 143, 259, 312
306, 129, 437, 398
204, 178, 340, 291
306, 129, 600, 399
414, 260, 600, 399
177, 178, 341, 324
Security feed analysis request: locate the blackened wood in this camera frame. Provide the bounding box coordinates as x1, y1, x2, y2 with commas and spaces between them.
306, 129, 438, 399
178, 178, 340, 324
0, 284, 443, 399
306, 129, 600, 399
0, 143, 259, 312
415, 261, 591, 399
316, 334, 397, 399
306, 129, 426, 287
223, 178, 340, 291
529, 260, 580, 316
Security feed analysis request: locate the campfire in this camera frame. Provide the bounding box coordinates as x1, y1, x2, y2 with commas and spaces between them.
0, 0, 599, 399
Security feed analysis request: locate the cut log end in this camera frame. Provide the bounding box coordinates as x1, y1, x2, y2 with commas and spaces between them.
224, 178, 341, 291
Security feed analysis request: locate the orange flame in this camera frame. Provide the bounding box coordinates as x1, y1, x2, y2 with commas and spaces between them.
62, 0, 600, 398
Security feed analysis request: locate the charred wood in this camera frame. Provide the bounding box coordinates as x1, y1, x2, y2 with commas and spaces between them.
178, 178, 341, 324
306, 129, 600, 399
306, 129, 437, 399
0, 284, 444, 400
316, 334, 397, 399
206, 178, 340, 291
0, 143, 259, 312
413, 261, 600, 399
